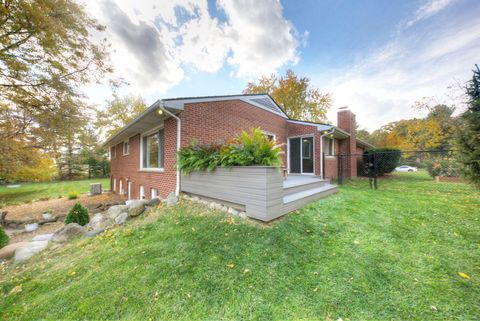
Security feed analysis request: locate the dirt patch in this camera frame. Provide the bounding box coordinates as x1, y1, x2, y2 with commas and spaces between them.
2, 193, 125, 222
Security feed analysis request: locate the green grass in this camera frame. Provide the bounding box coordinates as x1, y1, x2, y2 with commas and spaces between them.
1, 172, 479, 320
0, 178, 110, 207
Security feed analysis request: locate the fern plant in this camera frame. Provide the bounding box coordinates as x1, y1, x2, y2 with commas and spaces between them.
178, 128, 283, 174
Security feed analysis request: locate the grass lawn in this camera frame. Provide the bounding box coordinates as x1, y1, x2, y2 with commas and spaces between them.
0, 172, 479, 320
0, 178, 110, 207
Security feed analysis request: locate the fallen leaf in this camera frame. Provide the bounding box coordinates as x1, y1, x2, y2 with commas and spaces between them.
458, 272, 470, 280
431, 305, 438, 311
313, 288, 318, 292
9, 285, 22, 295
243, 269, 251, 274
69, 271, 76, 276
313, 271, 319, 275
226, 263, 235, 269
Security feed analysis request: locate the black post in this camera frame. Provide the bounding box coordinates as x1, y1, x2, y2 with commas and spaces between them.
373, 152, 378, 190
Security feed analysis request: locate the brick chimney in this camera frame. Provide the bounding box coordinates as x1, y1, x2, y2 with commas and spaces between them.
337, 108, 357, 178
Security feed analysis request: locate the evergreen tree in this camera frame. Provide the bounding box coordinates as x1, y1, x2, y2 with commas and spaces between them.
457, 65, 480, 188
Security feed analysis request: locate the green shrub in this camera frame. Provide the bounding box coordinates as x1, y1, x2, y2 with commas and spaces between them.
178, 128, 283, 174
363, 148, 401, 175
0, 226, 9, 249
67, 190, 80, 200
426, 159, 459, 178
64, 203, 90, 226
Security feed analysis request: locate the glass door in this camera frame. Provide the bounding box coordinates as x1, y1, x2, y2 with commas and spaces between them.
289, 138, 301, 173
301, 137, 314, 173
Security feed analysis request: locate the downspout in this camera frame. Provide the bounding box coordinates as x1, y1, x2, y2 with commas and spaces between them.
319, 128, 335, 180
157, 101, 181, 197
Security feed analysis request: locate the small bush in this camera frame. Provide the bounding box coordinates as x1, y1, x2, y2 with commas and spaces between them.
67, 191, 80, 200
426, 159, 459, 178
64, 203, 90, 226
0, 226, 9, 249
178, 128, 283, 174
363, 148, 401, 175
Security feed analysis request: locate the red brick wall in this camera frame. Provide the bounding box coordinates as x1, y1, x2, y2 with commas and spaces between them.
337, 110, 357, 178
110, 117, 178, 199
110, 100, 289, 199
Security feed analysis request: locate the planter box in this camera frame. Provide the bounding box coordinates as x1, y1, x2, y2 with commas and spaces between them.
180, 166, 284, 221
435, 176, 465, 183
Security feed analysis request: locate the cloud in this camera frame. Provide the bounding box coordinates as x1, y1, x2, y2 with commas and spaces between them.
86, 0, 301, 95
404, 0, 457, 28
326, 4, 480, 131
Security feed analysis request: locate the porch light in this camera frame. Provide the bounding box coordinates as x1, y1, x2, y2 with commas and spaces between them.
157, 108, 164, 115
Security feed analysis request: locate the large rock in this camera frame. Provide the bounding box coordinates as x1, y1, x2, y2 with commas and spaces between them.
14, 241, 48, 262
165, 192, 178, 206
88, 213, 114, 230
126, 200, 145, 217
114, 212, 128, 225
107, 205, 128, 220
52, 223, 85, 243
146, 198, 160, 207
0, 242, 28, 259
31, 233, 53, 242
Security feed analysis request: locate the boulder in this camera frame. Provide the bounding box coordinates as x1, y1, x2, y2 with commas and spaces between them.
52, 223, 85, 243
88, 213, 114, 230
0, 242, 28, 259
165, 192, 178, 206
31, 233, 53, 242
126, 200, 145, 217
115, 212, 128, 225
14, 241, 48, 262
107, 205, 128, 219
84, 228, 105, 238
146, 198, 160, 207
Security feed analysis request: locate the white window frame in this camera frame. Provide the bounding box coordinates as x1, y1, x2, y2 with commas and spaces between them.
139, 185, 145, 200
111, 145, 117, 159
151, 188, 158, 199
123, 140, 130, 156
139, 126, 165, 172
127, 181, 132, 200
323, 137, 335, 157
119, 179, 123, 194
261, 130, 276, 142
113, 178, 116, 192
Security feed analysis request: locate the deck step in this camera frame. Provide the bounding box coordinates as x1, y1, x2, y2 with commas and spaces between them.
283, 178, 327, 196
283, 183, 338, 209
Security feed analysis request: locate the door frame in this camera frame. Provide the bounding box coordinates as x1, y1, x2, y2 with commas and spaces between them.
287, 135, 315, 175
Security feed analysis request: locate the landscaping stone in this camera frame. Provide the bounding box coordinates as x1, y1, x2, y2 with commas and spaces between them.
221, 206, 228, 212
165, 192, 178, 206
14, 241, 48, 262
146, 198, 160, 207
191, 196, 200, 202
90, 183, 102, 195
0, 242, 28, 259
115, 212, 128, 225
127, 200, 145, 217
31, 233, 53, 242
228, 207, 240, 216
88, 213, 114, 230
107, 205, 128, 219
52, 223, 85, 243
239, 212, 248, 219
84, 228, 105, 238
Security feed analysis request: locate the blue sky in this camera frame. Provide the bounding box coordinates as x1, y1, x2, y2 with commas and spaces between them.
85, 0, 480, 130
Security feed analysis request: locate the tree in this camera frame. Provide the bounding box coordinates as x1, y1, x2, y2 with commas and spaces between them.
96, 94, 147, 139
0, 0, 112, 181
457, 65, 480, 188
244, 70, 332, 123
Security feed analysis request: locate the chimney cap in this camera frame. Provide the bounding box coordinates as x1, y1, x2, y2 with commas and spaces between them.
338, 106, 349, 110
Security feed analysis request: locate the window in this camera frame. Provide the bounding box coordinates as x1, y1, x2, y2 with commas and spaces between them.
142, 129, 164, 169
111, 146, 116, 158
261, 131, 276, 141
123, 140, 130, 155
151, 188, 158, 199
119, 180, 123, 194
302, 138, 311, 159
113, 178, 116, 192
324, 137, 334, 156
139, 185, 145, 199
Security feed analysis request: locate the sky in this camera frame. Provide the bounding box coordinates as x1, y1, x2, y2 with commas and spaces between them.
83, 0, 480, 131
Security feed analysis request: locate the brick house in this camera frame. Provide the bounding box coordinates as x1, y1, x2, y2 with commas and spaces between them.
105, 94, 373, 200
